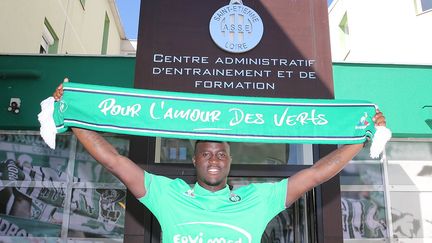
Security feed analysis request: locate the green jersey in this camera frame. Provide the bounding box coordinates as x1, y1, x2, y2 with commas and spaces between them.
139, 172, 288, 243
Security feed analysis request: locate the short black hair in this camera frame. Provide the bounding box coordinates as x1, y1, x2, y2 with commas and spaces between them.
194, 140, 230, 153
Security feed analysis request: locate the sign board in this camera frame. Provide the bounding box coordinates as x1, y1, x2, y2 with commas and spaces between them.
135, 0, 333, 98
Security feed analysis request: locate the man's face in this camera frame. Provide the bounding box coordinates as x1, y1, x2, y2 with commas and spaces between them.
193, 141, 232, 192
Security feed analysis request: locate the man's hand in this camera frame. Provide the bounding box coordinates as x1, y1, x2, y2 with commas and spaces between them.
373, 110, 386, 127
53, 78, 68, 101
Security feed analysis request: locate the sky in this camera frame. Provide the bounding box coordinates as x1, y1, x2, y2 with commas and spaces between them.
115, 0, 141, 40
116, 0, 334, 40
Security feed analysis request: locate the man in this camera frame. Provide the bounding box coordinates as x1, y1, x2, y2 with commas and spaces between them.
53, 83, 386, 242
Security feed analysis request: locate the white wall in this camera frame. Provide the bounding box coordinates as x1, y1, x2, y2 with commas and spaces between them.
0, 0, 125, 55
329, 0, 432, 64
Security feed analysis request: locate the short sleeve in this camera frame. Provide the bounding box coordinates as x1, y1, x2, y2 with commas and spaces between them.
138, 171, 173, 216
251, 178, 288, 218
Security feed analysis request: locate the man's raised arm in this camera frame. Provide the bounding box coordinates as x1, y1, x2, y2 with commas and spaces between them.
285, 111, 386, 207
53, 83, 146, 198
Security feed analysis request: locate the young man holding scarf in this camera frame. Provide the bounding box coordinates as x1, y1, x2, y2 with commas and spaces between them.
53, 83, 386, 242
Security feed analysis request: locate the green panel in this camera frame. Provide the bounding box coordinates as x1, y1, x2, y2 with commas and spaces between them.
2, 57, 431, 138
0, 55, 135, 130
333, 63, 432, 138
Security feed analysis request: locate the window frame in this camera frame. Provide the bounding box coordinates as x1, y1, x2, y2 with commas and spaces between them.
40, 18, 59, 54
415, 0, 432, 15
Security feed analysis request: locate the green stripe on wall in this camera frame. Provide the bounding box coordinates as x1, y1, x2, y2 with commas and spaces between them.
1, 55, 431, 138
333, 62, 432, 138
0, 55, 135, 130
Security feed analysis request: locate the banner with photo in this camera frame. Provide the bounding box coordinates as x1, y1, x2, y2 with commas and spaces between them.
0, 133, 129, 240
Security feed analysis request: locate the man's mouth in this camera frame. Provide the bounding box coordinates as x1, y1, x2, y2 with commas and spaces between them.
207, 167, 221, 174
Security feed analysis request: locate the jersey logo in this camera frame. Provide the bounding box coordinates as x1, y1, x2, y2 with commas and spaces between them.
176, 222, 252, 243
229, 193, 241, 202
184, 189, 195, 198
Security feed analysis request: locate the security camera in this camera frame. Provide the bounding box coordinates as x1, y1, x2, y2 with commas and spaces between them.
8, 98, 21, 114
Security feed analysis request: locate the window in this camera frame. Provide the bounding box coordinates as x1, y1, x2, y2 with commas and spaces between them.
40, 19, 58, 54
339, 13, 349, 35
386, 141, 432, 240
0, 132, 129, 242
416, 0, 432, 13
101, 12, 110, 55
340, 140, 432, 242
229, 178, 312, 242
156, 138, 313, 165
338, 12, 350, 60
340, 144, 388, 240
79, 0, 86, 9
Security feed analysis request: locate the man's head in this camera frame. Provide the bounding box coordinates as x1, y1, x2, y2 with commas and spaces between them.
192, 140, 232, 192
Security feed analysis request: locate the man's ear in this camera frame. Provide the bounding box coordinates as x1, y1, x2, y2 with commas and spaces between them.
192, 157, 196, 167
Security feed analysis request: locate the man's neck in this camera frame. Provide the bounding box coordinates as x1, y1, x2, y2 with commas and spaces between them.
197, 181, 226, 192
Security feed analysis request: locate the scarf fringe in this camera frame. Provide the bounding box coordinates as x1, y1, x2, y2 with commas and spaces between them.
38, 97, 57, 149
370, 126, 392, 159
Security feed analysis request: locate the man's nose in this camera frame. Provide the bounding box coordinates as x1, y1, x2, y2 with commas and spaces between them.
208, 154, 219, 163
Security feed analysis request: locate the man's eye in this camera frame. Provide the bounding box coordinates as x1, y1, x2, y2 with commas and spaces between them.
202, 152, 210, 158
217, 153, 227, 159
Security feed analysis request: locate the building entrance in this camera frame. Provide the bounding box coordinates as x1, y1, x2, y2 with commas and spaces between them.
125, 138, 340, 243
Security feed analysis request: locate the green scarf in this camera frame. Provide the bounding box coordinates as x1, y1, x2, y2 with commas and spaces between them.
39, 82, 390, 157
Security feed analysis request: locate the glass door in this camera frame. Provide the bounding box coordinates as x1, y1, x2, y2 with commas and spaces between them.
145, 177, 316, 243
139, 138, 318, 243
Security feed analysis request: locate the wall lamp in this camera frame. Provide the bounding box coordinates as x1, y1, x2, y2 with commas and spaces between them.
7, 98, 21, 114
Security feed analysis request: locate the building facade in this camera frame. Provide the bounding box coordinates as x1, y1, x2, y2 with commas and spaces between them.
0, 1, 134, 242
329, 1, 432, 242
0, 1, 431, 243
0, 0, 132, 55
328, 0, 432, 64
1, 55, 431, 243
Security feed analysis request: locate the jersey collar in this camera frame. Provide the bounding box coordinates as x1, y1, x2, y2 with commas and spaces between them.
193, 182, 230, 196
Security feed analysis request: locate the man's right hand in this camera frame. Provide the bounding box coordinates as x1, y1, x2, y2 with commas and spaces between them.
53, 78, 68, 101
